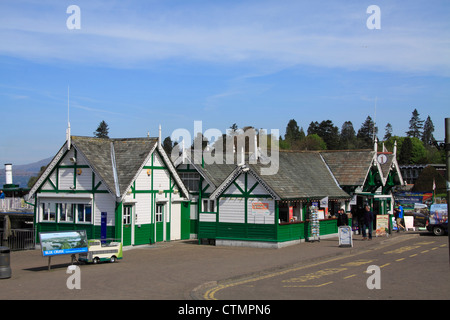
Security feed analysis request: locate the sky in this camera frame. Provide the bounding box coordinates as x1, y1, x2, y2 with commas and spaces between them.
0, 0, 449, 165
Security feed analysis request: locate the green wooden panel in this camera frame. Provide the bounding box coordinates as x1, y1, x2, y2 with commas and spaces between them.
123, 224, 132, 246
134, 224, 152, 245
181, 202, 191, 240
277, 223, 306, 242
155, 222, 164, 242
198, 221, 216, 239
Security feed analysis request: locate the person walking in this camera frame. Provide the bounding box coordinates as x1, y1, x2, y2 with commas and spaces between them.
362, 204, 374, 240
394, 203, 406, 232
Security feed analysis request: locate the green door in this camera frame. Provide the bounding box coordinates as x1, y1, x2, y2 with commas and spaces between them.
181, 201, 191, 240
155, 204, 164, 242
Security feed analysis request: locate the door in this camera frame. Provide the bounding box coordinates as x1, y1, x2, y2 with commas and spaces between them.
170, 202, 181, 240
181, 201, 191, 240
155, 203, 164, 242
123, 205, 133, 246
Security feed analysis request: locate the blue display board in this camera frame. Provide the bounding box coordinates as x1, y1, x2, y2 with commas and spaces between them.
39, 230, 88, 257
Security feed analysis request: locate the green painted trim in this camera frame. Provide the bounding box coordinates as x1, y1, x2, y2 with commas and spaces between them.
143, 165, 167, 170
247, 181, 259, 195
232, 181, 245, 195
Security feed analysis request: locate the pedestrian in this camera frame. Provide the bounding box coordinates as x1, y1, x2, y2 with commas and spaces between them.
362, 205, 374, 240
395, 202, 406, 232
0, 190, 5, 199
337, 209, 348, 227
357, 206, 365, 235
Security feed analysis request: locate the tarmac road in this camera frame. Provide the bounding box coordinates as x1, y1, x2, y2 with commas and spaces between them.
199, 234, 450, 300
0, 231, 448, 300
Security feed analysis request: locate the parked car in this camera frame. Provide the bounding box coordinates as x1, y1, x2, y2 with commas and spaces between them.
426, 204, 448, 236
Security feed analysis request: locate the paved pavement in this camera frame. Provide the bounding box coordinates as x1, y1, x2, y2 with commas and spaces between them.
0, 231, 443, 300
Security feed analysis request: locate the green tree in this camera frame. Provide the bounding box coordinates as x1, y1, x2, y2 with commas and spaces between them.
162, 136, 174, 155
421, 116, 435, 145
383, 123, 393, 141
387, 136, 427, 165
299, 134, 327, 150
93, 120, 109, 139
318, 120, 340, 150
406, 109, 424, 139
284, 119, 305, 149
398, 137, 413, 164
340, 121, 356, 149
356, 116, 378, 148
307, 120, 339, 150
284, 119, 301, 142
307, 121, 320, 136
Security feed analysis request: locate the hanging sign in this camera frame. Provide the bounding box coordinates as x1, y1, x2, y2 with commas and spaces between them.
320, 196, 328, 208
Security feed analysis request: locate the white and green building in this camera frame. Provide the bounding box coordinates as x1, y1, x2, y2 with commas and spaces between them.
27, 135, 191, 247
176, 150, 351, 248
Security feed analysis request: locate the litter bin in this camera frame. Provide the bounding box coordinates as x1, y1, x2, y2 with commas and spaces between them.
0, 246, 12, 279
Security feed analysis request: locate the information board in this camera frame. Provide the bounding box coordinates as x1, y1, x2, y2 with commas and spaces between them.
375, 215, 389, 236
39, 230, 88, 257
338, 226, 353, 247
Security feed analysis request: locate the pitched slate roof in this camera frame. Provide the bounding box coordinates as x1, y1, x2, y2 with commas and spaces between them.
72, 136, 159, 198
249, 151, 350, 200
28, 136, 190, 201
320, 150, 375, 187
188, 150, 350, 200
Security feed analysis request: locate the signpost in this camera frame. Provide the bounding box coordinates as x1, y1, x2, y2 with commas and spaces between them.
39, 230, 88, 270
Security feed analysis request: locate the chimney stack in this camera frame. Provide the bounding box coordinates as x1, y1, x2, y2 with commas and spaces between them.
5, 163, 13, 185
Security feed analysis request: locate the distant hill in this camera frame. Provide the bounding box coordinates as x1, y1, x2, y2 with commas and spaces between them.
0, 157, 53, 188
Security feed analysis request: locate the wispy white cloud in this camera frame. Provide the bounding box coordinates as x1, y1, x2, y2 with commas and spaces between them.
1, 0, 449, 75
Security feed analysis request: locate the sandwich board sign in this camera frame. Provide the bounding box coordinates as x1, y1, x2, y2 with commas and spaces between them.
338, 226, 353, 247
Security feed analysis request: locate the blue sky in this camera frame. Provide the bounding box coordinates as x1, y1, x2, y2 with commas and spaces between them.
0, 0, 449, 165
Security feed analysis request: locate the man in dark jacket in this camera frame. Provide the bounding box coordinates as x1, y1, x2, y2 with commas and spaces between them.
337, 209, 349, 227
362, 205, 374, 240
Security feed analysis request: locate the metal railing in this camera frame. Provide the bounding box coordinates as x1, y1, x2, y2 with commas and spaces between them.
0, 228, 36, 251
0, 198, 34, 211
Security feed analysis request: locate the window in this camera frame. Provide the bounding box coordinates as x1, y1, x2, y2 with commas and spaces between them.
41, 203, 56, 222
202, 199, 215, 212
180, 172, 200, 192
59, 203, 74, 222
77, 204, 92, 223
123, 206, 132, 225
156, 204, 164, 222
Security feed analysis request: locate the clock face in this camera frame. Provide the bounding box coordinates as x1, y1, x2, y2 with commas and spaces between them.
377, 154, 387, 164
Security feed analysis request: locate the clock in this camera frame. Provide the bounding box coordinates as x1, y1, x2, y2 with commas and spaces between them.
377, 154, 388, 165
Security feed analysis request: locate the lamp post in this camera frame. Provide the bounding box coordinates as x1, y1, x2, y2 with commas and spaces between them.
445, 118, 450, 267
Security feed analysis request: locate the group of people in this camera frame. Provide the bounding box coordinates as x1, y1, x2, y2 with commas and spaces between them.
336, 206, 373, 240
351, 202, 406, 240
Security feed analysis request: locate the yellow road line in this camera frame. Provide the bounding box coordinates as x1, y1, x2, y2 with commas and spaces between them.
283, 281, 333, 288
203, 235, 419, 300
344, 274, 357, 279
